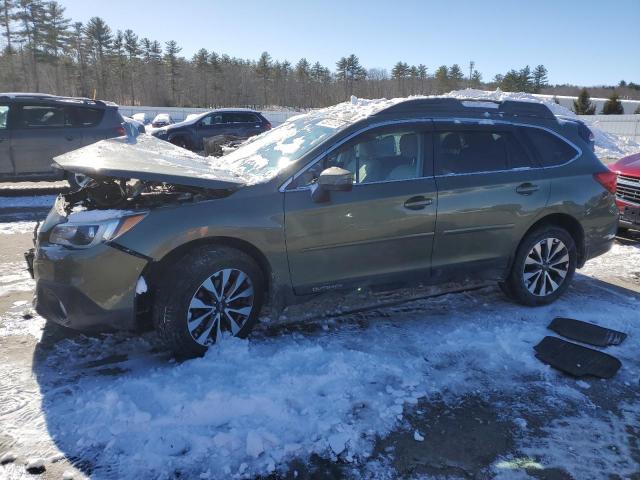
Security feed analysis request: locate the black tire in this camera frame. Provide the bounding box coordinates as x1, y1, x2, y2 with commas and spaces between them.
505, 226, 577, 306
153, 245, 264, 357
170, 136, 191, 150
497, 281, 515, 300
617, 227, 629, 235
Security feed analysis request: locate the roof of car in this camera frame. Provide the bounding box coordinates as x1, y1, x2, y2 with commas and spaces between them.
211, 108, 261, 113
374, 97, 556, 120
0, 92, 118, 108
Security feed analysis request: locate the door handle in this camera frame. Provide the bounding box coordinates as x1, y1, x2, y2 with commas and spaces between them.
516, 183, 539, 195
404, 196, 432, 210
65, 135, 75, 141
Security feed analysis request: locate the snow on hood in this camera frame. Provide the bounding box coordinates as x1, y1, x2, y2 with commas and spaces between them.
54, 134, 248, 189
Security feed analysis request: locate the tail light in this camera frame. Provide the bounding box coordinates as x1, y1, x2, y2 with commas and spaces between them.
265, 122, 272, 130
116, 126, 126, 136
593, 171, 617, 194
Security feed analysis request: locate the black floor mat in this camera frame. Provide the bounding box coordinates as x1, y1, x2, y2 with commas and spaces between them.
549, 317, 627, 347
534, 336, 622, 379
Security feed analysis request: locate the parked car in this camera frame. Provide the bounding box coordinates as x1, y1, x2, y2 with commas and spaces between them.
131, 112, 150, 125
610, 152, 640, 231
28, 97, 618, 357
151, 113, 174, 128
123, 116, 146, 136
151, 108, 271, 151
0, 93, 125, 188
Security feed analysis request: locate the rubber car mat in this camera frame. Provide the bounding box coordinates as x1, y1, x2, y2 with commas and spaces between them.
533, 336, 621, 379
549, 317, 627, 347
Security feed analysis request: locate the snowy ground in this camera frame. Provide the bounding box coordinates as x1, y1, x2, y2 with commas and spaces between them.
0, 194, 638, 479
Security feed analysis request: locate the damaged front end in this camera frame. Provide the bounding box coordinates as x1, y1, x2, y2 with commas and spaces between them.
30, 135, 249, 332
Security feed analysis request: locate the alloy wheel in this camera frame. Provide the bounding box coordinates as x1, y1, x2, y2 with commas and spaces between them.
186, 268, 255, 346
522, 237, 570, 297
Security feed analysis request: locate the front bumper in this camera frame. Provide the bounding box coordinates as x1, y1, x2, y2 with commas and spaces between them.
32, 241, 148, 332
617, 200, 640, 229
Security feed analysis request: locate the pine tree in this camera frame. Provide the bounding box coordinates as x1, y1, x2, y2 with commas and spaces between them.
42, 1, 70, 94
391, 61, 409, 95
417, 64, 427, 93
164, 39, 181, 106
123, 29, 140, 105
532, 65, 548, 93
0, 0, 17, 88
335, 54, 366, 98
601, 92, 624, 114
470, 70, 482, 88
16, 0, 47, 91
448, 64, 464, 90
255, 51, 272, 106
434, 65, 448, 93
84, 16, 113, 97
573, 88, 596, 115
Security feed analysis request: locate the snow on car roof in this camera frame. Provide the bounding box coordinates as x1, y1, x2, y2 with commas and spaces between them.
281, 90, 639, 161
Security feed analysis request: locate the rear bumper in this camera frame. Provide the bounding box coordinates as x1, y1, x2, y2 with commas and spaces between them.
32, 242, 148, 332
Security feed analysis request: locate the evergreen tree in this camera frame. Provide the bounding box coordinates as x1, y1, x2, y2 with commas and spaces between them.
16, 0, 47, 90
335, 54, 366, 98
470, 69, 482, 88
601, 92, 624, 114
255, 51, 272, 105
84, 16, 113, 97
532, 64, 548, 93
448, 64, 464, 90
0, 0, 17, 88
434, 65, 449, 93
164, 39, 181, 105
417, 64, 427, 93
42, 1, 70, 93
573, 88, 596, 115
391, 61, 409, 95
123, 29, 140, 104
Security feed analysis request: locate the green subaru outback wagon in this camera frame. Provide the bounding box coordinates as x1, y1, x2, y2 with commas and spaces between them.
29, 97, 619, 357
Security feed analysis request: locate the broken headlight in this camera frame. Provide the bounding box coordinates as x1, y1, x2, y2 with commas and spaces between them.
49, 213, 147, 249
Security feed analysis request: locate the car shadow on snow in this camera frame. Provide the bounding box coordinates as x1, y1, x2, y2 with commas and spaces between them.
30, 275, 640, 479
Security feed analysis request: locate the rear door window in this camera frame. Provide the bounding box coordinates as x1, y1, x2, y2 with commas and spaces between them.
16, 104, 69, 128
68, 106, 104, 127
520, 127, 579, 167
436, 128, 536, 174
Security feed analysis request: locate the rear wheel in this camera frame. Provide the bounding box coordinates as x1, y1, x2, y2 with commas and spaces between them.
504, 227, 577, 306
154, 245, 264, 357
170, 136, 190, 150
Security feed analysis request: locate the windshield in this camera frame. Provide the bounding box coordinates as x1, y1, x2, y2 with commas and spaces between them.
214, 115, 347, 182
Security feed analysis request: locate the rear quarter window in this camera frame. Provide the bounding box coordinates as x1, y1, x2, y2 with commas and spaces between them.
69, 106, 105, 127
521, 127, 579, 167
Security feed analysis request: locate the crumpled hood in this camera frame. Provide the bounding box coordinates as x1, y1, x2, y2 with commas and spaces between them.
54, 135, 248, 189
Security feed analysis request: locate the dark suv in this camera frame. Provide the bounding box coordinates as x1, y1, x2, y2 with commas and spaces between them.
30, 97, 618, 357
151, 108, 271, 151
0, 93, 125, 187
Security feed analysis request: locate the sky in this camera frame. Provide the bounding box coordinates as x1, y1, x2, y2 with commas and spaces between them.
60, 0, 639, 86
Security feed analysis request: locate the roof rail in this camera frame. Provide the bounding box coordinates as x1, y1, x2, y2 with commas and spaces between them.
0, 93, 115, 107
375, 97, 556, 120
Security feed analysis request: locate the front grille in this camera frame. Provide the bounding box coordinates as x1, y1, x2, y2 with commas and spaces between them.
616, 174, 640, 205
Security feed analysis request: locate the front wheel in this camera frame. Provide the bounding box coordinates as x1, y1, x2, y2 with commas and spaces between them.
503, 227, 577, 306
154, 245, 264, 357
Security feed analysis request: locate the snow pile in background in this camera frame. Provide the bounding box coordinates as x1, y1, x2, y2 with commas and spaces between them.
443, 89, 640, 160
0, 221, 37, 235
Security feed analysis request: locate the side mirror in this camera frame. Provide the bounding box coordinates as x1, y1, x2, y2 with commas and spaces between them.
311, 167, 353, 203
